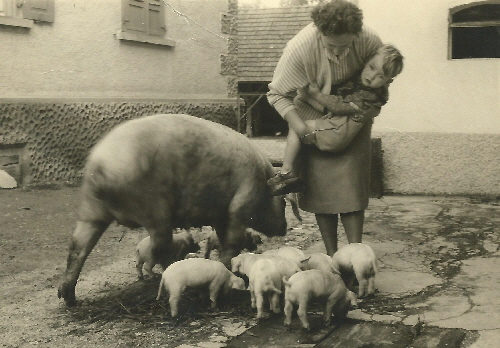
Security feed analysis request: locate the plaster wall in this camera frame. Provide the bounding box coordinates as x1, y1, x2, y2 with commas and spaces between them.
359, 0, 500, 135
0, 0, 229, 99
358, 0, 500, 195
373, 131, 500, 195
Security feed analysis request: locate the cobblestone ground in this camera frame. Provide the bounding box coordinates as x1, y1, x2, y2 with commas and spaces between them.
0, 186, 318, 348
2, 186, 498, 347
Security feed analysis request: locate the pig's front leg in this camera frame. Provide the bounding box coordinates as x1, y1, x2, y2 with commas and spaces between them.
136, 260, 145, 279
58, 220, 110, 306
215, 224, 245, 268
142, 262, 158, 280
249, 283, 256, 308
323, 298, 334, 327
217, 192, 252, 267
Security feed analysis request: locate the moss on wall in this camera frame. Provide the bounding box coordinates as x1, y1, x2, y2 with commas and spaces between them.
0, 101, 237, 185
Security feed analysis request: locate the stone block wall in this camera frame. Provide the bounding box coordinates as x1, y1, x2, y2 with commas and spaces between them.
0, 100, 237, 185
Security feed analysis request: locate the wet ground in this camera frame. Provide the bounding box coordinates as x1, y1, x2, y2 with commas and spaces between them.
1, 186, 499, 347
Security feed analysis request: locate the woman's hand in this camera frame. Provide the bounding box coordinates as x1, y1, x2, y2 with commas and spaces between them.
299, 121, 317, 145
350, 103, 381, 122
307, 82, 321, 98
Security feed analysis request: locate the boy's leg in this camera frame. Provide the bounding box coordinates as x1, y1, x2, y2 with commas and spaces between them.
315, 213, 339, 256
267, 129, 306, 195
340, 210, 364, 243
281, 129, 301, 174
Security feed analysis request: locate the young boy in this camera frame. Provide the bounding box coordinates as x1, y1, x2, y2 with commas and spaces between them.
268, 44, 404, 196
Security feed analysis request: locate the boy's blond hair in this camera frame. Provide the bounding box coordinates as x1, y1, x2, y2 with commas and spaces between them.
376, 44, 404, 79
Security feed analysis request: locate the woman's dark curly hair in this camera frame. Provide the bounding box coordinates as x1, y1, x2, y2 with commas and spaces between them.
311, 0, 363, 36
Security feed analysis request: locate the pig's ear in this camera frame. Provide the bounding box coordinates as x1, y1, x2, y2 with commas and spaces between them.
299, 256, 310, 270
285, 193, 302, 222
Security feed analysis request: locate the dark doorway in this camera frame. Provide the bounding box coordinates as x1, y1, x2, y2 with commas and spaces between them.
238, 82, 288, 137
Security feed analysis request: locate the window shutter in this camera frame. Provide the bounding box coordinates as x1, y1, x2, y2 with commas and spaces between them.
23, 0, 54, 23
147, 0, 165, 36
123, 0, 148, 35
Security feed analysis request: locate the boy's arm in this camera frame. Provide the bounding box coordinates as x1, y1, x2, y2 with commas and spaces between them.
301, 83, 357, 115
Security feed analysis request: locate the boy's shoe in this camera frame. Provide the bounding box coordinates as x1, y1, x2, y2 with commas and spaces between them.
269, 178, 307, 196
267, 171, 298, 186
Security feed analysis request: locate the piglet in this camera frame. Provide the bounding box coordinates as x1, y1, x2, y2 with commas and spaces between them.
331, 243, 378, 298
283, 270, 357, 331
263, 246, 306, 269
204, 228, 262, 259
156, 258, 246, 317
231, 252, 300, 280
301, 253, 340, 274
231, 253, 266, 276
136, 231, 200, 280
248, 258, 283, 319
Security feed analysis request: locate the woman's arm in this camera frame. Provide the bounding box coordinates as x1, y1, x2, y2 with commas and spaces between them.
267, 42, 309, 119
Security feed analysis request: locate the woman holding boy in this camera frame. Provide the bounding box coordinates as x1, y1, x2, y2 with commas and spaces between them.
267, 0, 402, 255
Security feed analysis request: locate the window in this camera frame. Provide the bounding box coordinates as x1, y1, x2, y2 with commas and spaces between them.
449, 1, 500, 59
0, 0, 54, 28
116, 0, 175, 47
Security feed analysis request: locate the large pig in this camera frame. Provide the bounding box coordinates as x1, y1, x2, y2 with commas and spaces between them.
156, 258, 246, 317
58, 114, 289, 306
136, 230, 200, 280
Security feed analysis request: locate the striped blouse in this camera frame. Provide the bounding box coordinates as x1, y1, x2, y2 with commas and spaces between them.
267, 23, 382, 121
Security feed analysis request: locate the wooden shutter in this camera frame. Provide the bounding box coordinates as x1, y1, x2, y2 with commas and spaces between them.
122, 0, 148, 35
147, 0, 165, 37
23, 0, 54, 23
122, 0, 165, 37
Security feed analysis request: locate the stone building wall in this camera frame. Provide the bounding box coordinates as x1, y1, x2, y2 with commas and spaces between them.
0, 101, 237, 185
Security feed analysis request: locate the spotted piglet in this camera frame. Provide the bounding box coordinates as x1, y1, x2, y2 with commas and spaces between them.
331, 243, 378, 298
263, 246, 306, 269
204, 228, 262, 259
156, 258, 246, 317
300, 252, 340, 274
136, 231, 200, 280
283, 270, 357, 331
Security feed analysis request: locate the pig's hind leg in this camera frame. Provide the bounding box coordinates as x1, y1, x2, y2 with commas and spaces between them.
296, 297, 310, 330
283, 297, 294, 327
58, 219, 111, 306
353, 263, 369, 298
255, 292, 269, 319
168, 284, 185, 318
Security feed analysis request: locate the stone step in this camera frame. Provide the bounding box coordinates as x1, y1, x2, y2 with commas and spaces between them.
227, 317, 468, 348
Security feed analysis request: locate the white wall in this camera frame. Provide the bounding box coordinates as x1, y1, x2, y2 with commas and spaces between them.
0, 0, 229, 99
360, 0, 500, 135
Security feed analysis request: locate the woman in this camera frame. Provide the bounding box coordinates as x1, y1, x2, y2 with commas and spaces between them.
267, 0, 383, 255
